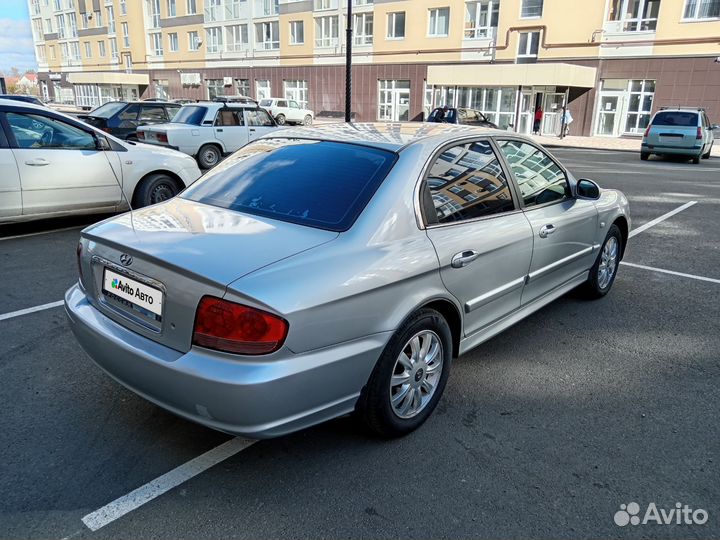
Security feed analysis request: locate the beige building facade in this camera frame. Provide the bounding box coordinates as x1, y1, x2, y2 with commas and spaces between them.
29, 0, 720, 136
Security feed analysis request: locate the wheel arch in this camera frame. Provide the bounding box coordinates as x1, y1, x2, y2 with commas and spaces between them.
613, 215, 629, 259
418, 297, 463, 358
131, 169, 185, 206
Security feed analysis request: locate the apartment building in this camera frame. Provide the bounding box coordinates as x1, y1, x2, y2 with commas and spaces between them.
29, 0, 720, 137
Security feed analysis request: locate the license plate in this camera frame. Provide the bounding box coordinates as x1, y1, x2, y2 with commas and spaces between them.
102, 268, 163, 317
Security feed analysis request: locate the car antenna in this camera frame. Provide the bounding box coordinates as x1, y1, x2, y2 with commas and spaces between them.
100, 136, 140, 241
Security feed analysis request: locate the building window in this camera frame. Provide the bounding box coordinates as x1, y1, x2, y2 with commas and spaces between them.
624, 79, 655, 134
49, 45, 55, 60
106, 6, 115, 33
56, 14, 65, 38
37, 45, 47, 61
45, 18, 52, 33
155, 79, 169, 100
521, 0, 543, 17
94, 10, 102, 27
98, 40, 106, 57
122, 22, 130, 47
608, 0, 661, 31
517, 31, 540, 62
148, 0, 161, 28
315, 15, 338, 47
54, 0, 61, 10
314, 0, 336, 10
256, 21, 279, 49
109, 37, 118, 59
284, 80, 309, 108
465, 1, 499, 39
151, 32, 163, 55
68, 12, 77, 37
256, 79, 271, 100
387, 11, 405, 39
32, 18, 43, 41
84, 41, 91, 58
226, 0, 242, 18
32, 0, 40, 15
235, 78, 250, 97
167, 0, 176, 16
207, 79, 224, 100
226, 24, 248, 51
257, 0, 279, 16
120, 0, 127, 15
188, 30, 199, 50
168, 32, 178, 51
447, 86, 517, 129
683, 0, 719, 19
206, 27, 222, 52
289, 20, 304, 44
353, 12, 373, 44
428, 7, 450, 36
186, 0, 196, 14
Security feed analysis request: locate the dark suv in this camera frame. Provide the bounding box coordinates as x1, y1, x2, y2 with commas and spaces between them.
78, 101, 181, 140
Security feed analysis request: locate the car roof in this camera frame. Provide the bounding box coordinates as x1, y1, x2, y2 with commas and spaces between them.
258, 122, 514, 152
0, 97, 47, 110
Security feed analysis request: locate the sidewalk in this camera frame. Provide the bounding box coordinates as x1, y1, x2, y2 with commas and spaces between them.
528, 133, 720, 157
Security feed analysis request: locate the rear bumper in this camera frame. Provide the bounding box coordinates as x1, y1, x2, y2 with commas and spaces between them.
65, 284, 389, 438
642, 142, 703, 156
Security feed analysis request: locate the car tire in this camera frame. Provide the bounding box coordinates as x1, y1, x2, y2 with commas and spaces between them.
640, 152, 650, 161
356, 308, 452, 438
196, 144, 222, 169
132, 173, 180, 208
303, 115, 313, 126
702, 144, 712, 159
692, 155, 701, 164
581, 224, 622, 300
275, 114, 286, 125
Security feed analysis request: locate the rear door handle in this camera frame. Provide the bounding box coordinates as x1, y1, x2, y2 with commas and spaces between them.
249, 128, 256, 132
539, 224, 556, 238
25, 158, 50, 166
216, 128, 224, 132
451, 250, 480, 268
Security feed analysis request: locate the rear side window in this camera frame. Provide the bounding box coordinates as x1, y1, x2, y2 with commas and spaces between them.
424, 140, 514, 224
181, 140, 397, 232
259, 99, 272, 107
172, 106, 207, 125
652, 111, 699, 127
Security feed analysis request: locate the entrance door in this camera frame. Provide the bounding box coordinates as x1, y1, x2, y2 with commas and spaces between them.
542, 93, 565, 135
595, 92, 624, 136
518, 91, 533, 134
378, 80, 410, 121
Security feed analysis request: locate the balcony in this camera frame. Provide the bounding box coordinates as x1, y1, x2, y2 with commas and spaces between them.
314, 0, 338, 11
464, 25, 497, 40
205, 4, 225, 22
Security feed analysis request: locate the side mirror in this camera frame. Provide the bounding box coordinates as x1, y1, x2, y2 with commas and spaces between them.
576, 178, 600, 200
711, 124, 720, 131
96, 136, 111, 151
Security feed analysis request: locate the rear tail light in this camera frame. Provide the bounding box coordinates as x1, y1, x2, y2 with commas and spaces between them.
137, 131, 145, 140
697, 127, 703, 140
192, 296, 288, 355
76, 241, 84, 284
644, 124, 651, 138
157, 132, 168, 143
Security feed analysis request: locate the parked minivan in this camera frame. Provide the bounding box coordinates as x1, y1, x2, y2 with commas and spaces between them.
641, 107, 717, 163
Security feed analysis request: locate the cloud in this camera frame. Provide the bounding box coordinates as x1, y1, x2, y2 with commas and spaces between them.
0, 18, 38, 73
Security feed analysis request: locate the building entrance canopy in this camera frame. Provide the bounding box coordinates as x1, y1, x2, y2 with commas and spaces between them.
427, 63, 597, 89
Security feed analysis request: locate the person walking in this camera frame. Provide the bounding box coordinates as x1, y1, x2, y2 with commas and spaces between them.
533, 106, 544, 135
561, 107, 574, 138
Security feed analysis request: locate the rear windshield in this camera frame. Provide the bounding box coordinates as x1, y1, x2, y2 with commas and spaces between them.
89, 102, 127, 118
181, 139, 397, 232
172, 105, 207, 125
652, 111, 699, 127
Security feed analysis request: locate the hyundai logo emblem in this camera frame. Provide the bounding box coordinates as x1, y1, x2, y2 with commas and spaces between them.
120, 253, 133, 266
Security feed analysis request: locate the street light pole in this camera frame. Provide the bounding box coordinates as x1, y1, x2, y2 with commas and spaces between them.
344, 0, 352, 122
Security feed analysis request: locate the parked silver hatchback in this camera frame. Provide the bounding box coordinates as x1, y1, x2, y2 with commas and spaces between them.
65, 123, 630, 438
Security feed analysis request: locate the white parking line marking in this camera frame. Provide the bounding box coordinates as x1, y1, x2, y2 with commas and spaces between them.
0, 300, 64, 322
81, 437, 256, 532
0, 225, 83, 242
629, 201, 697, 238
621, 262, 720, 285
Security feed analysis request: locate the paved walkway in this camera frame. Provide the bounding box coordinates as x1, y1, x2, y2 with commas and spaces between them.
528, 133, 720, 157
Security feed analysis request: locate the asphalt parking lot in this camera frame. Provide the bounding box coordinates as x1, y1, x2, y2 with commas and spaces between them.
1, 148, 718, 540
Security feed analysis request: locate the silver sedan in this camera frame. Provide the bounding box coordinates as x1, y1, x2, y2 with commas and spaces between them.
65, 123, 630, 438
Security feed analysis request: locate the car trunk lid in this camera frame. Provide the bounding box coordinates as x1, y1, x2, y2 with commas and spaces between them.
80, 197, 337, 352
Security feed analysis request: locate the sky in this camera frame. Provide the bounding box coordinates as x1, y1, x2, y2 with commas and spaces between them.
0, 0, 38, 74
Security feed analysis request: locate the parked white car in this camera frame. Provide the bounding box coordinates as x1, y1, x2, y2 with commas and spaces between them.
137, 102, 279, 169
0, 99, 202, 224
259, 98, 314, 126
